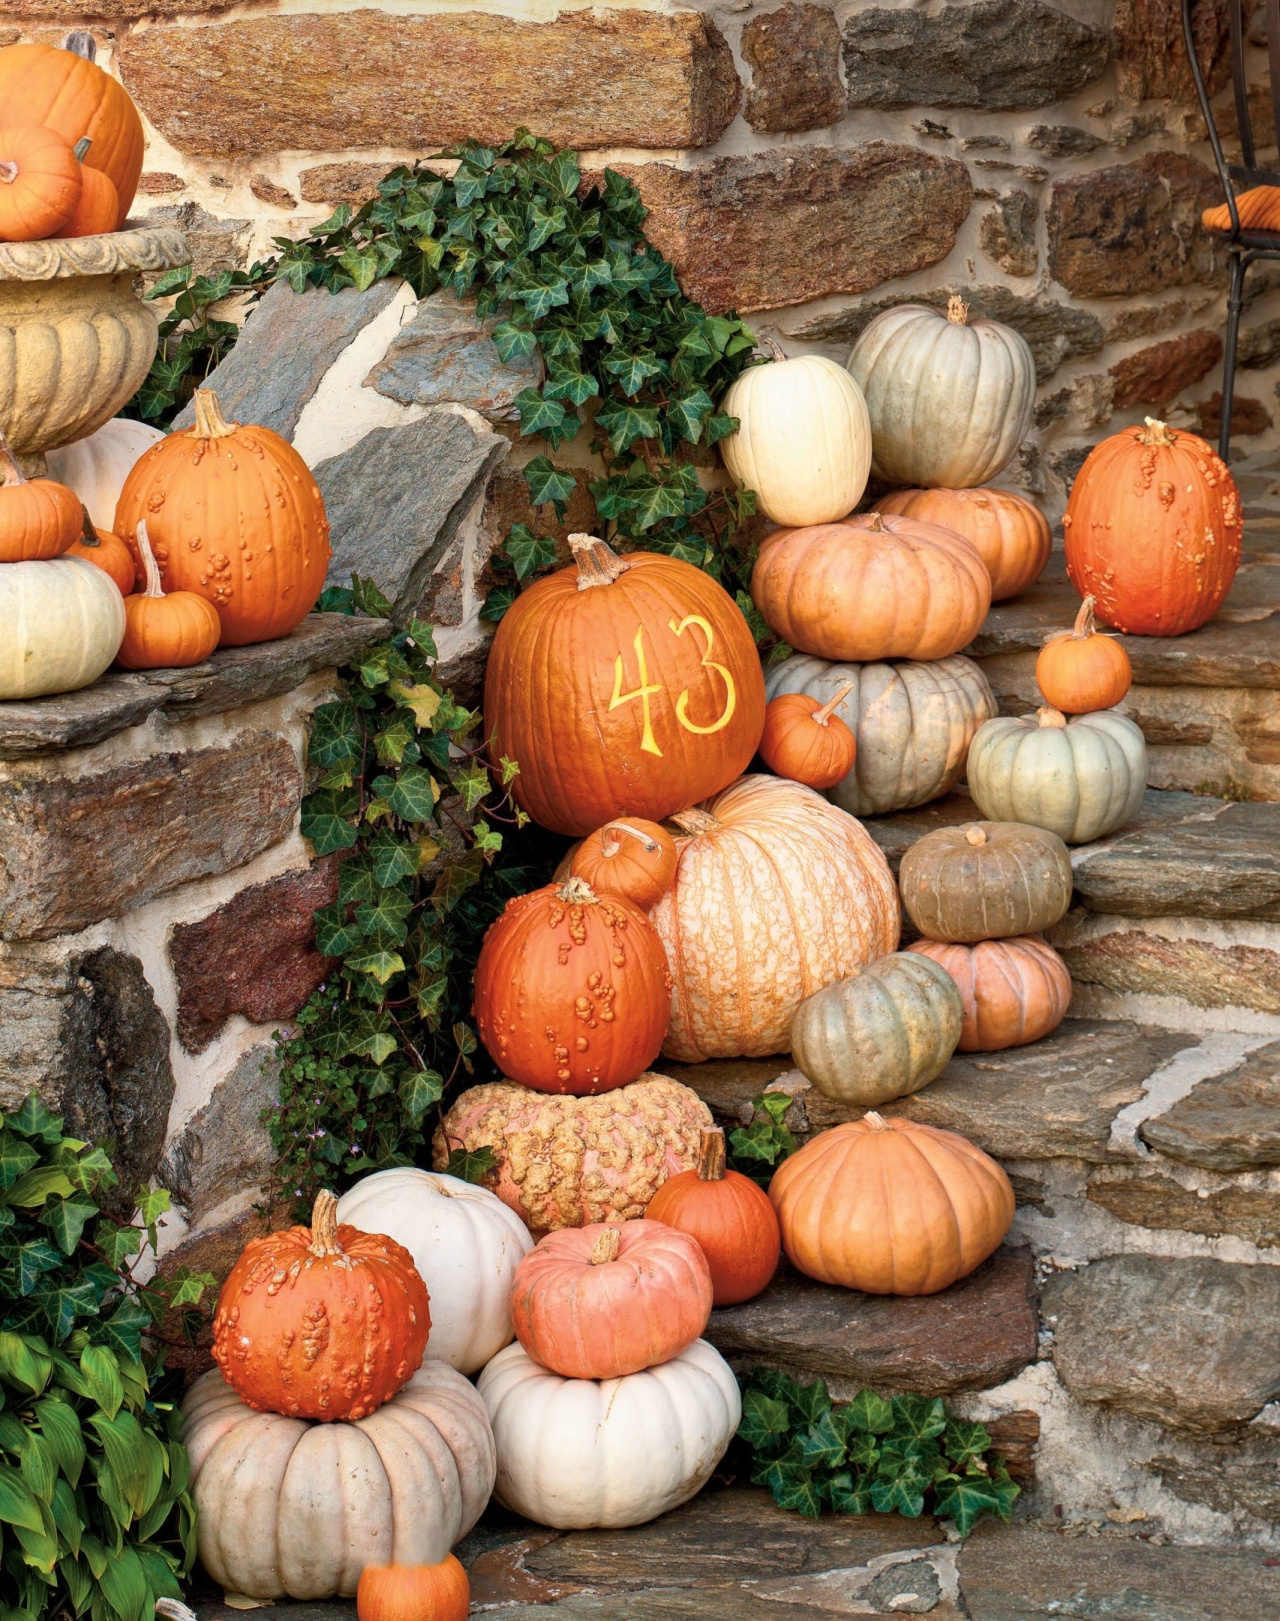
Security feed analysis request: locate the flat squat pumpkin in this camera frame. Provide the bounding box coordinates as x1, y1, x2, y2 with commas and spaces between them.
908, 936, 1071, 1052
898, 821, 1074, 943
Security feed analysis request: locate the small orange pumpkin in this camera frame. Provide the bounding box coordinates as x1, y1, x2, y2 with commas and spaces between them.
64, 505, 135, 594
211, 1189, 431, 1421
878, 486, 1051, 601
117, 521, 221, 669
0, 444, 82, 561
758, 681, 857, 790
907, 935, 1072, 1052
1036, 595, 1133, 713
57, 137, 120, 239
569, 818, 678, 910
357, 1556, 470, 1621
0, 125, 81, 242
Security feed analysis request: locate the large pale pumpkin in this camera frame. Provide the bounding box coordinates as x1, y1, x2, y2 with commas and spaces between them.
1063, 418, 1241, 637
651, 775, 900, 1063
432, 1074, 712, 1232
770, 1113, 1014, 1296
336, 1170, 533, 1376
765, 652, 995, 816
182, 1363, 495, 1600
878, 486, 1050, 601
46, 417, 164, 534
484, 534, 765, 836
847, 297, 1036, 489
479, 1338, 740, 1529
898, 821, 1074, 943
908, 936, 1071, 1053
750, 512, 991, 663
966, 707, 1147, 844
719, 349, 871, 526
0, 557, 124, 699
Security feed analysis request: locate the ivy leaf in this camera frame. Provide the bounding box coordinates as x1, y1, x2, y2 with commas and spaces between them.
944, 1418, 992, 1469
39, 1198, 97, 1258
492, 320, 538, 361
667, 386, 715, 443
307, 702, 363, 770
515, 387, 568, 438
505, 523, 559, 581
444, 1145, 498, 1184
300, 788, 361, 855
344, 948, 406, 986
524, 456, 578, 510
892, 1394, 947, 1445
432, 850, 485, 913
454, 761, 492, 812
932, 1472, 1011, 1537
481, 583, 518, 622
374, 718, 415, 766
705, 411, 740, 446
383, 766, 440, 823
738, 1389, 791, 1454
628, 479, 689, 532
787, 1377, 832, 1427
387, 681, 441, 729
840, 1389, 895, 1436
594, 401, 660, 454
759, 1458, 823, 1519
398, 1071, 443, 1126
825, 1470, 873, 1516
355, 887, 413, 945
368, 832, 419, 889
797, 1411, 847, 1471
870, 1457, 929, 1518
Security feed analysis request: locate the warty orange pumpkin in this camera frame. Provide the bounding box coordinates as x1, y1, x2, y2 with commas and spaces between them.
877, 486, 1050, 602
1036, 595, 1133, 713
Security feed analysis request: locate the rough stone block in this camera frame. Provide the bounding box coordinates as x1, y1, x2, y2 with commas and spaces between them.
365, 291, 544, 422
1139, 1040, 1280, 1169
1198, 392, 1273, 439
1113, 0, 1242, 104
1024, 124, 1104, 157
298, 163, 395, 210
1086, 1166, 1280, 1248
1053, 914, 1280, 1017
160, 1043, 279, 1225
155, 1204, 281, 1378
133, 202, 252, 280
1108, 328, 1223, 409
1152, 1436, 1280, 1523
979, 191, 1039, 277
742, 4, 845, 133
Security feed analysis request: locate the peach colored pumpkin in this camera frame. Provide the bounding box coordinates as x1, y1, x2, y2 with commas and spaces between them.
908, 936, 1071, 1052
878, 486, 1050, 601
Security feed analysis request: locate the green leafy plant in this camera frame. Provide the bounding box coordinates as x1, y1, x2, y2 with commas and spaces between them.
124, 265, 272, 426
0, 1093, 214, 1621
728, 1092, 799, 1186
738, 1369, 1019, 1537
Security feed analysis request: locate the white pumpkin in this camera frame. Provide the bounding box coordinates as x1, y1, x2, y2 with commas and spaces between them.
181, 1363, 496, 1601
478, 1338, 740, 1529
45, 417, 164, 531
719, 350, 871, 526
847, 297, 1036, 489
966, 706, 1147, 844
0, 558, 125, 699
765, 652, 996, 816
336, 1168, 533, 1375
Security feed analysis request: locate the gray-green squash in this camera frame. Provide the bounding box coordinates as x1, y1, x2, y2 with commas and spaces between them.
898, 820, 1073, 943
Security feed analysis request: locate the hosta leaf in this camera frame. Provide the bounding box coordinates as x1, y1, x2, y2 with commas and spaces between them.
79, 1346, 122, 1420
5, 1168, 75, 1209
0, 1333, 48, 1396
18, 1431, 54, 1505
0, 1464, 43, 1532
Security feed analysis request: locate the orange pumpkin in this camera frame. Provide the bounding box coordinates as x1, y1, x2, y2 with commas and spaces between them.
0, 34, 143, 227
211, 1189, 430, 1421
1036, 595, 1133, 713
117, 521, 222, 669
770, 1112, 1014, 1296
877, 486, 1050, 602
57, 137, 120, 239
0, 125, 81, 243
510, 1219, 712, 1379
113, 389, 331, 647
1063, 418, 1241, 636
758, 682, 857, 790
645, 1126, 781, 1306
907, 936, 1071, 1053
569, 818, 678, 910
358, 1557, 470, 1621
750, 512, 991, 662
0, 445, 82, 561
473, 875, 672, 1095
65, 507, 135, 595
484, 533, 766, 836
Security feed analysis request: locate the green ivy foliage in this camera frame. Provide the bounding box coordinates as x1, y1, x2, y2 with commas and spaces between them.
728, 1092, 798, 1186
0, 1095, 213, 1621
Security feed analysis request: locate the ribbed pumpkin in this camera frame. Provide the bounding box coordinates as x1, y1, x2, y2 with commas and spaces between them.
789, 952, 964, 1108
358, 1559, 470, 1621
765, 653, 996, 816
569, 819, 677, 910
0, 125, 81, 242
211, 1191, 431, 1422
751, 512, 991, 663
758, 684, 858, 790
0, 557, 124, 699
65, 508, 134, 594
908, 936, 1071, 1052
1063, 418, 1241, 636
0, 445, 82, 561
645, 1126, 781, 1307
898, 821, 1074, 943
113, 389, 331, 646
117, 521, 222, 669
1036, 595, 1133, 713
652, 776, 900, 1063
511, 1220, 713, 1380
473, 876, 671, 1095
485, 534, 765, 837
878, 486, 1050, 601
770, 1113, 1015, 1296
58, 137, 120, 238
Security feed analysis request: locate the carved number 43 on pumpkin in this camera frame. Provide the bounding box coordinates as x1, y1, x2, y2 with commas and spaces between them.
609, 616, 738, 757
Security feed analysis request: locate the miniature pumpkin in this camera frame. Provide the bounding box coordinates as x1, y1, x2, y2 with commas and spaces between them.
432, 1074, 711, 1233
0, 557, 124, 699
65, 506, 134, 594
113, 388, 331, 646
790, 951, 964, 1108
46, 416, 164, 534
1063, 418, 1241, 636
877, 486, 1050, 601
1036, 595, 1133, 713
0, 444, 83, 561
751, 512, 991, 663
479, 1338, 740, 1529
0, 125, 81, 242
511, 1220, 713, 1380
336, 1169, 533, 1376
652, 776, 900, 1062
211, 1190, 430, 1422
759, 682, 858, 790
765, 653, 996, 816
57, 136, 119, 238
966, 707, 1147, 844
117, 521, 221, 669
473, 876, 671, 1095
770, 1113, 1015, 1295
645, 1126, 781, 1306
484, 533, 765, 836
569, 818, 678, 909
898, 821, 1074, 942
358, 1558, 469, 1621
719, 346, 871, 526
182, 1363, 494, 1600
847, 297, 1036, 489
908, 936, 1071, 1052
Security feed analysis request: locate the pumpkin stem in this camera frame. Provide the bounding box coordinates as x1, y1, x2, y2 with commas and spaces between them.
601, 820, 659, 860
946, 295, 971, 325
670, 806, 718, 835
963, 824, 988, 847
135, 522, 166, 600
79, 505, 101, 548
155, 1601, 199, 1621
1037, 705, 1068, 729
556, 875, 599, 907
758, 335, 788, 363
308, 1190, 344, 1258
569, 533, 629, 590
0, 163, 17, 187
812, 681, 855, 727
865, 511, 886, 532
73, 138, 92, 163
863, 1110, 889, 1131
1138, 417, 1178, 448
190, 389, 238, 441
1072, 595, 1098, 639
696, 1126, 728, 1182
589, 1225, 622, 1265
60, 30, 98, 61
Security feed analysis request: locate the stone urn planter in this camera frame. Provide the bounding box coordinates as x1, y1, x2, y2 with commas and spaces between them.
0, 225, 188, 473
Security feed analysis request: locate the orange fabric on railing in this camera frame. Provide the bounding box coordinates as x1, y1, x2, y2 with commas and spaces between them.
1202, 186, 1280, 232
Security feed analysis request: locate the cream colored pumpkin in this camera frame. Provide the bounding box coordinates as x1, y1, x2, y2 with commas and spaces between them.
45, 416, 163, 531
0, 557, 125, 698
765, 652, 995, 816
336, 1169, 533, 1375
719, 351, 871, 526
478, 1338, 740, 1529
966, 707, 1147, 844
847, 298, 1036, 489
181, 1363, 496, 1600
651, 775, 900, 1062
